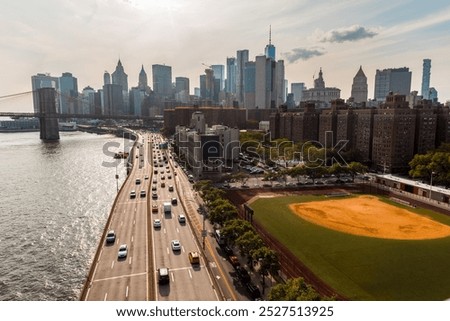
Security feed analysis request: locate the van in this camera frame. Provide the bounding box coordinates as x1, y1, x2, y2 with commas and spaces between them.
158, 267, 170, 285
188, 251, 200, 265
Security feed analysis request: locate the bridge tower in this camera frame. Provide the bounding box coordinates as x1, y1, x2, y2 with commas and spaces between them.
38, 88, 60, 140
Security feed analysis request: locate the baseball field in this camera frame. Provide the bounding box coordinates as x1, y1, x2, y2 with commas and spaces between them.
250, 193, 450, 300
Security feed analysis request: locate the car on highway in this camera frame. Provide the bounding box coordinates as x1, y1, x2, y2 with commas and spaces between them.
161, 182, 166, 188
140, 190, 146, 197
188, 251, 200, 265
168, 185, 174, 192
168, 175, 172, 179
152, 192, 158, 199
178, 214, 186, 224
118, 244, 128, 259
135, 178, 141, 184
153, 219, 161, 228
105, 230, 116, 244
144, 175, 149, 180
152, 185, 157, 191
158, 267, 170, 285
171, 197, 177, 205
130, 190, 136, 198
161, 175, 165, 180
171, 240, 181, 251
152, 204, 158, 213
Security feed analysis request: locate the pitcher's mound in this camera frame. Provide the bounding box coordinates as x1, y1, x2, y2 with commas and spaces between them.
289, 195, 450, 240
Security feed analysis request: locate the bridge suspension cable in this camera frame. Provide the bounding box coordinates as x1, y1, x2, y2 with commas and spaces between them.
0, 91, 33, 100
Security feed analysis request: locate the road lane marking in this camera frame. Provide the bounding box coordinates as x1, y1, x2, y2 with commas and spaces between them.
126, 286, 129, 298
129, 257, 132, 265
111, 261, 114, 269
176, 228, 179, 233
188, 269, 192, 279
166, 247, 169, 255
170, 272, 174, 282
104, 293, 108, 301
182, 246, 185, 253
131, 236, 134, 243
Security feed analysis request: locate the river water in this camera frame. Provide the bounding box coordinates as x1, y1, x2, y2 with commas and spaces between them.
0, 131, 130, 300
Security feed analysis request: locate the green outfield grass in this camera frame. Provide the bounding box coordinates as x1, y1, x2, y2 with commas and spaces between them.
251, 194, 450, 300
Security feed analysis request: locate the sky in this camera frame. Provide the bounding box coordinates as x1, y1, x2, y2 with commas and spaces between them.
1, 0, 450, 112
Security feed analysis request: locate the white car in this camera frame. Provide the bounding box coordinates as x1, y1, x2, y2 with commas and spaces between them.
118, 244, 128, 259
178, 214, 186, 224
153, 219, 161, 228
171, 240, 181, 251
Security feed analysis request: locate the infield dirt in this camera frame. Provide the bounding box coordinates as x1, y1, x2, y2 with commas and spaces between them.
289, 195, 450, 240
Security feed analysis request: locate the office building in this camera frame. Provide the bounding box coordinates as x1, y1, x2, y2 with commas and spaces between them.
175, 77, 190, 103
264, 26, 276, 60
103, 71, 111, 85
152, 64, 173, 100
81, 86, 96, 114
421, 59, 431, 100
102, 84, 123, 116
236, 50, 249, 106
291, 83, 305, 106
226, 57, 236, 94
111, 59, 129, 114
59, 72, 79, 114
244, 61, 256, 108
211, 65, 225, 91
374, 67, 412, 101
351, 66, 368, 103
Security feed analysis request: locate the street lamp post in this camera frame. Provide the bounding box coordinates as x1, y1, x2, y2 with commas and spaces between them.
429, 171, 436, 200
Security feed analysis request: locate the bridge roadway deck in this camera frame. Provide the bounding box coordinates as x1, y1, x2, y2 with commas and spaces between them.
81, 132, 222, 301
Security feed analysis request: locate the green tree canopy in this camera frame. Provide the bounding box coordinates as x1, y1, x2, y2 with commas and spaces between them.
268, 277, 324, 301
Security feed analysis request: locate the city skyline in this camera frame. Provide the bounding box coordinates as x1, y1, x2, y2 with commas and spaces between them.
1, 0, 450, 112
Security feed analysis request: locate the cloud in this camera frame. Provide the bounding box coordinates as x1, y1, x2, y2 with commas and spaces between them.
283, 48, 326, 63
315, 25, 378, 43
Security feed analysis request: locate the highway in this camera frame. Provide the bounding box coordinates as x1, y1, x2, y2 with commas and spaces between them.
82, 132, 220, 301
150, 134, 219, 301
82, 132, 152, 300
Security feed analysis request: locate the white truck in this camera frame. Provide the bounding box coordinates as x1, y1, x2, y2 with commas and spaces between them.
163, 202, 172, 215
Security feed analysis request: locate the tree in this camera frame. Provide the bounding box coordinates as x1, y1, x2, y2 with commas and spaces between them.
235, 230, 265, 266
208, 198, 238, 226
202, 187, 225, 206
409, 145, 450, 187
222, 219, 255, 246
287, 166, 306, 183
347, 161, 368, 182
232, 172, 250, 186
252, 246, 280, 293
268, 277, 326, 301
193, 180, 213, 194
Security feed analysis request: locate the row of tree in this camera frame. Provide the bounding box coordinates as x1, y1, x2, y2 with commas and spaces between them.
409, 143, 450, 187
193, 180, 332, 300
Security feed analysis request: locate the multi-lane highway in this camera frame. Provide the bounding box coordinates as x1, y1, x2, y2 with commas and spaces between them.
82, 132, 220, 301
150, 134, 219, 301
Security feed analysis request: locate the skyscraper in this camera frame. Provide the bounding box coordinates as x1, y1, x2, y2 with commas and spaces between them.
138, 65, 148, 90
211, 65, 225, 91
103, 71, 111, 85
226, 57, 236, 94
291, 83, 305, 105
244, 61, 256, 108
374, 67, 412, 101
175, 77, 190, 103
111, 59, 129, 114
59, 72, 79, 114
264, 25, 276, 60
111, 59, 128, 92
236, 50, 249, 106
152, 64, 172, 100
351, 66, 368, 103
421, 59, 431, 100
255, 55, 284, 109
